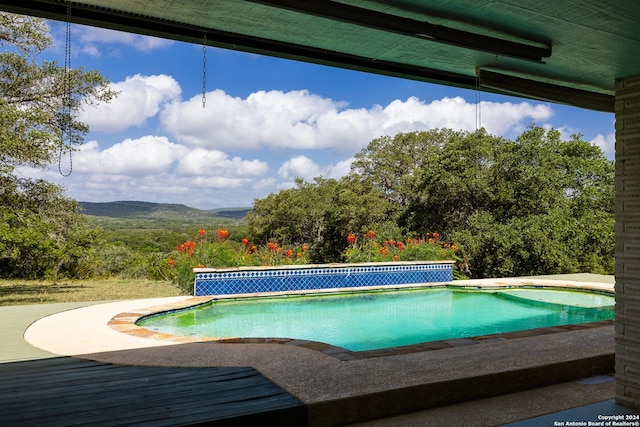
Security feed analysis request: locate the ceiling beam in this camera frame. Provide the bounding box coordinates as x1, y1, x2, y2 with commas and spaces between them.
248, 0, 552, 63
479, 70, 614, 113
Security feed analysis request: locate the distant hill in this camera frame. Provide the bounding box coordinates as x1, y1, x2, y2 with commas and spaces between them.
207, 207, 253, 219
79, 201, 251, 220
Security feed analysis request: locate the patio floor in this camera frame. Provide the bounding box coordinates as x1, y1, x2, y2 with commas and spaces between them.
1, 274, 637, 426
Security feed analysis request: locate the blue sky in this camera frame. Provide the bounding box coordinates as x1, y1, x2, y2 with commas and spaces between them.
21, 22, 616, 209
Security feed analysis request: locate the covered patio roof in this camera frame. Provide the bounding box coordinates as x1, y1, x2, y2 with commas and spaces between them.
1, 0, 637, 113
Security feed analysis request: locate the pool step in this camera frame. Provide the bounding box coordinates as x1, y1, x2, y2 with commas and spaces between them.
305, 349, 614, 426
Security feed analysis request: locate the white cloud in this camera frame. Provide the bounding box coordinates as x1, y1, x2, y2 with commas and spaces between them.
381, 97, 554, 137
80, 74, 181, 132
72, 136, 269, 183
74, 136, 187, 175
177, 148, 268, 178
75, 25, 173, 55
475, 100, 553, 135
160, 91, 555, 153
277, 155, 354, 181
252, 177, 278, 192
160, 89, 344, 150
37, 133, 272, 207
591, 132, 615, 159
278, 156, 322, 180
174, 176, 255, 190
326, 158, 354, 178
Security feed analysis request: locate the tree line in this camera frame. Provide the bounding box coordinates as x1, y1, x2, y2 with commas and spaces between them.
248, 128, 614, 278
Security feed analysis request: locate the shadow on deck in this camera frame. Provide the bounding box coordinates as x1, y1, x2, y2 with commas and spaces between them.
0, 357, 306, 426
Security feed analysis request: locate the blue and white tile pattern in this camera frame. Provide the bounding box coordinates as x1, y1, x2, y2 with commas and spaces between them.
194, 262, 453, 296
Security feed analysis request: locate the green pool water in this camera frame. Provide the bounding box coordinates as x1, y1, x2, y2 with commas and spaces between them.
137, 288, 615, 352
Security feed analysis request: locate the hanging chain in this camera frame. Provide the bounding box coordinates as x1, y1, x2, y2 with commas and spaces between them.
202, 33, 207, 108
475, 69, 481, 132
59, 1, 73, 176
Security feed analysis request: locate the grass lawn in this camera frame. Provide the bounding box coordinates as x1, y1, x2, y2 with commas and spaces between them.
0, 278, 182, 306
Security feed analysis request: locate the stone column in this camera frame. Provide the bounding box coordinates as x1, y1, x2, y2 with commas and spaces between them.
615, 75, 640, 409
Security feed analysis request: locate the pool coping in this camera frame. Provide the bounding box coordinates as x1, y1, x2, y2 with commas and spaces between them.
108, 279, 615, 361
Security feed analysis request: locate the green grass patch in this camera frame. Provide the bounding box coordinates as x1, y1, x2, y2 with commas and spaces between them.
0, 279, 182, 306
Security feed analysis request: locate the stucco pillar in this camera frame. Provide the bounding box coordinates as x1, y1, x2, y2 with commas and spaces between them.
615, 75, 640, 409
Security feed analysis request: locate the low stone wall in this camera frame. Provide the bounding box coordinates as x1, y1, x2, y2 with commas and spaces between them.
193, 261, 454, 296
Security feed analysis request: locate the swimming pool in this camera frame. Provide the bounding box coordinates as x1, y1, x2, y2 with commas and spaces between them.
136, 287, 615, 352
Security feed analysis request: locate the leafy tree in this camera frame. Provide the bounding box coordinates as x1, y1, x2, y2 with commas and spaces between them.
249, 177, 331, 247
402, 126, 614, 277
0, 12, 115, 279
350, 129, 458, 210
248, 176, 392, 262
0, 13, 115, 170
0, 174, 96, 278
401, 129, 500, 233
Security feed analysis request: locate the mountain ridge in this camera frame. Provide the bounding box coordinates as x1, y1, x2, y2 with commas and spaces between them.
79, 201, 251, 220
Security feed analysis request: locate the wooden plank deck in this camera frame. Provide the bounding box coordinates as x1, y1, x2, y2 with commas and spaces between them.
0, 357, 306, 426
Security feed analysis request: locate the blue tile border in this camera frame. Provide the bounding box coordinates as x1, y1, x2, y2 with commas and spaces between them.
194, 261, 454, 296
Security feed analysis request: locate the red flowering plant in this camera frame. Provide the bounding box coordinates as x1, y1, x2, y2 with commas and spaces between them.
343, 230, 379, 262
215, 228, 229, 240
343, 230, 460, 265
167, 228, 310, 292
244, 241, 310, 266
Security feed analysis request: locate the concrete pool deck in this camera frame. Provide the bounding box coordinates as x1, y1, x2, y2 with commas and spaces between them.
7, 274, 637, 425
